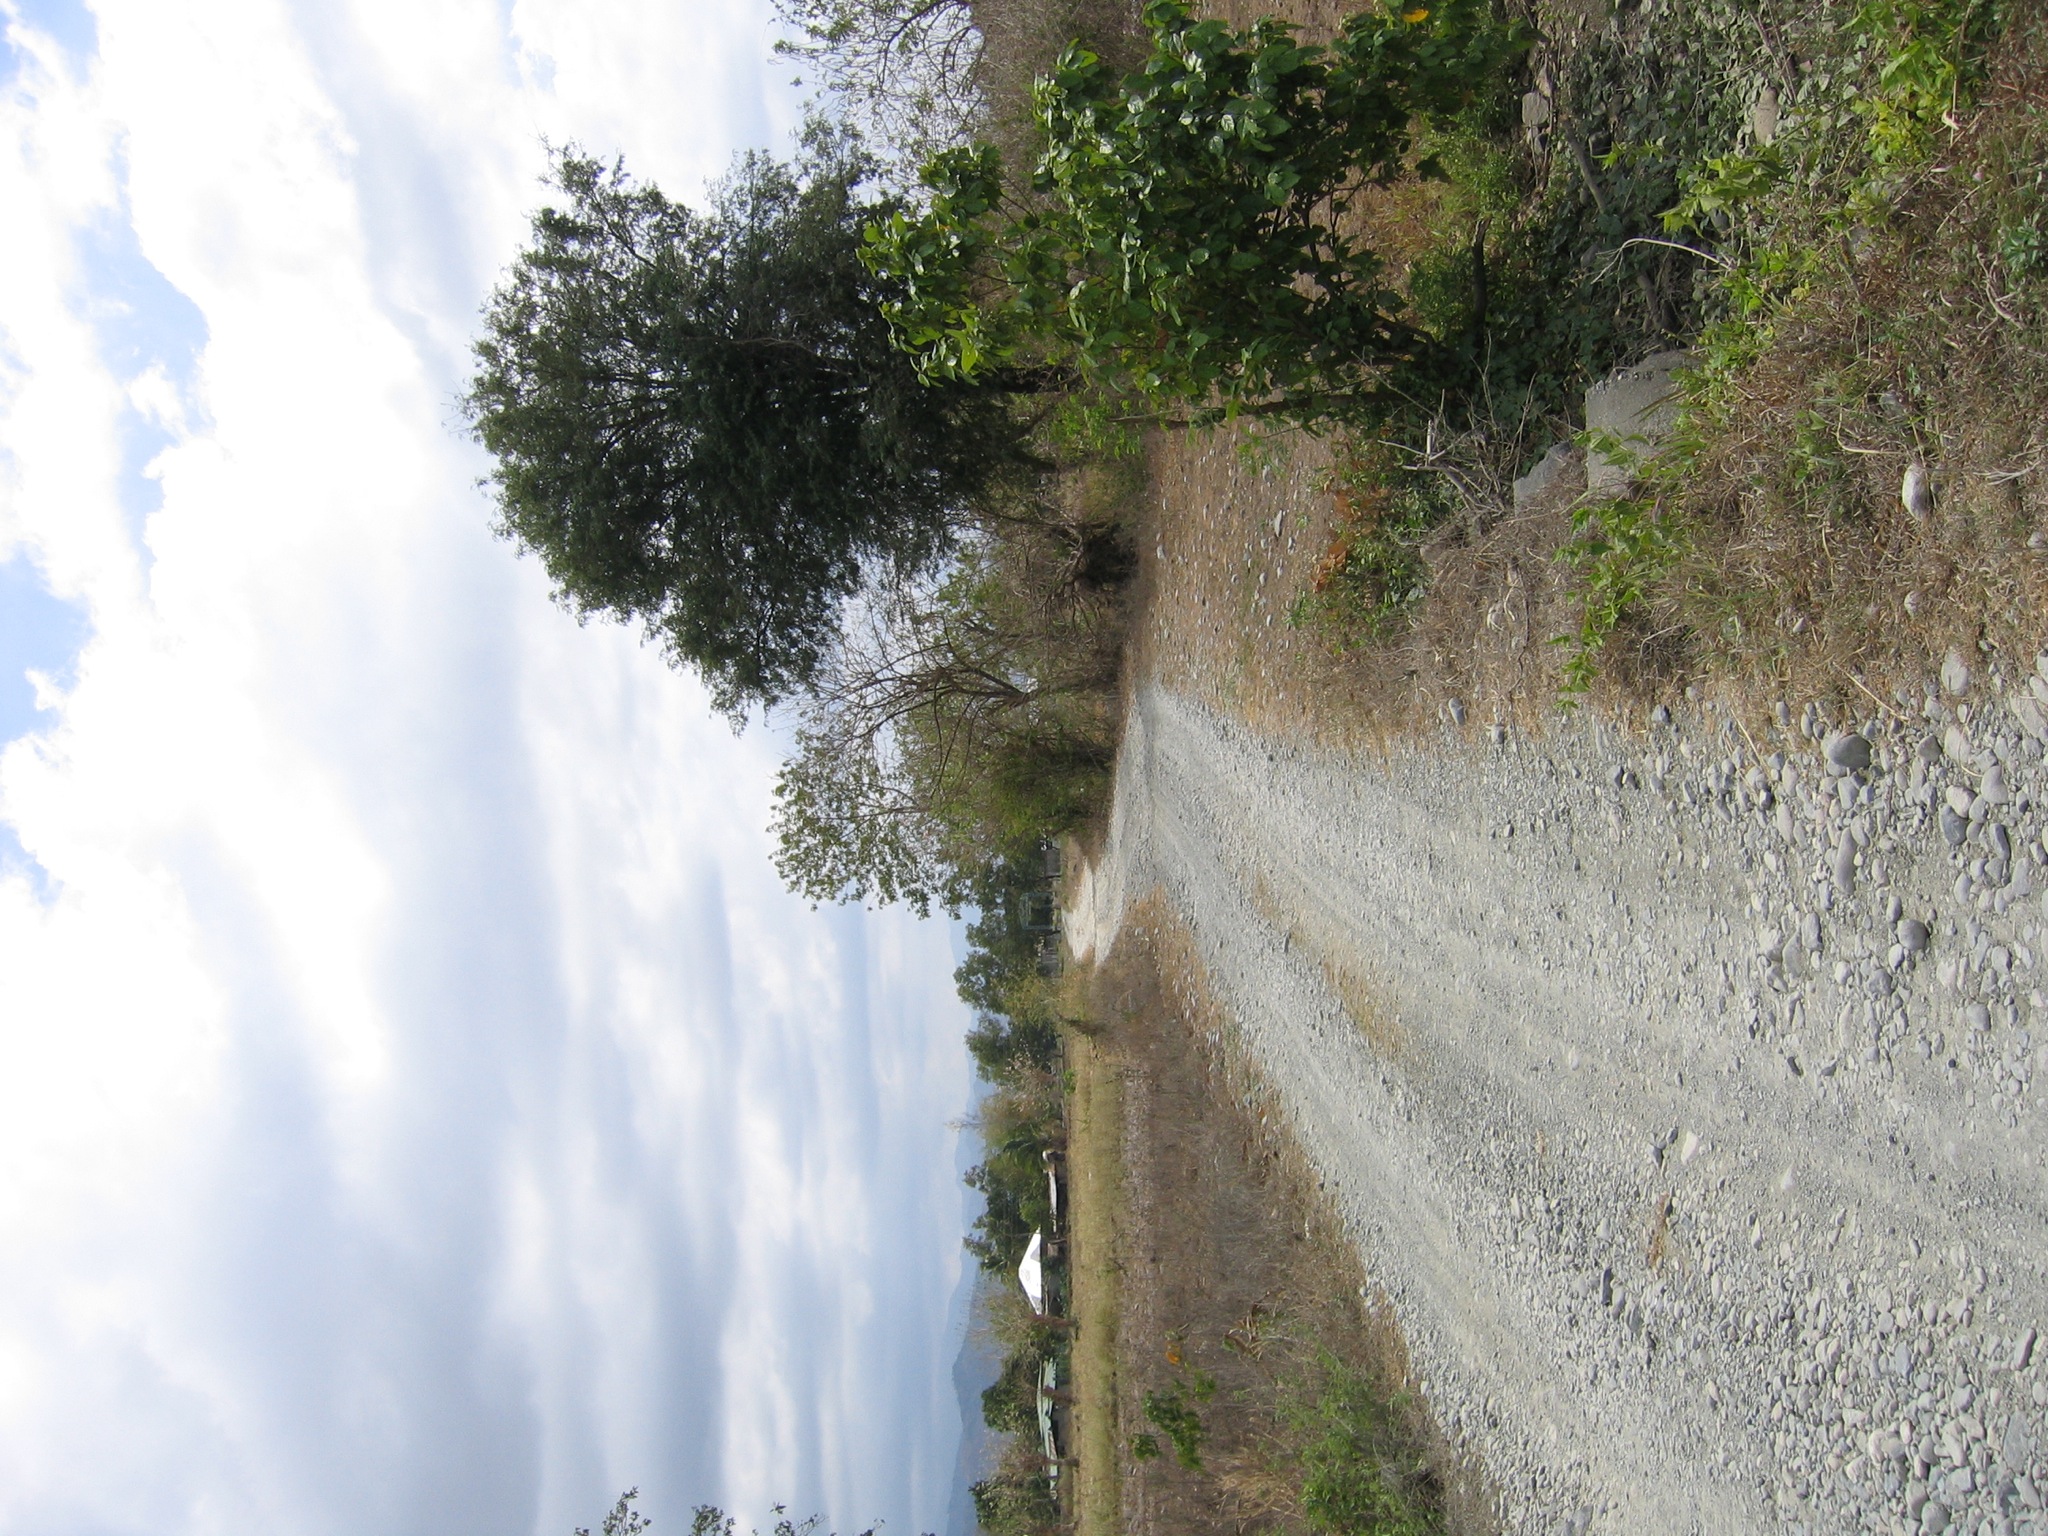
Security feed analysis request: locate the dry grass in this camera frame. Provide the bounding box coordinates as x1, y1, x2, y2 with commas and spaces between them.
1060, 892, 1495, 1536
1631, 15, 2048, 722
1064, 1018, 1125, 1536
1125, 415, 1591, 762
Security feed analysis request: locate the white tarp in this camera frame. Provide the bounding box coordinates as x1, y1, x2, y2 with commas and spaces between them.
1017, 1229, 1045, 1313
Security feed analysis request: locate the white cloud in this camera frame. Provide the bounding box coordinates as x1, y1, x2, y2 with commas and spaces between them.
0, 2, 971, 1533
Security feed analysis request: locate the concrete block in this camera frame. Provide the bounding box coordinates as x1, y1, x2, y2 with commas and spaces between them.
1584, 350, 1693, 495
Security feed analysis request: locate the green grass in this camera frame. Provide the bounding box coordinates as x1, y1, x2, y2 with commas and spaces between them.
1286, 1356, 1443, 1536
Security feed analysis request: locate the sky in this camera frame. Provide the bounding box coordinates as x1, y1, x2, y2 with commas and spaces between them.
0, 3, 981, 1534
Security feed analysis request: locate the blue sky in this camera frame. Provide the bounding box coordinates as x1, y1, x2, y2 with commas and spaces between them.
0, 3, 978, 1534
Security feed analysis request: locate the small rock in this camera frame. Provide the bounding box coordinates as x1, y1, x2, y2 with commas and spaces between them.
1511, 442, 1576, 508
1918, 734, 1945, 763
1944, 650, 1973, 696
1921, 1497, 1950, 1533
1749, 85, 1781, 144
1827, 730, 1874, 772
1868, 970, 1896, 999
1941, 806, 1970, 846
1899, 918, 1931, 952
1966, 1001, 1992, 1031
1983, 763, 2010, 804
1835, 831, 1858, 890
1679, 1130, 1701, 1164
1758, 926, 1786, 962
1651, 703, 1672, 726
1520, 89, 1551, 128
1948, 785, 1978, 818
2013, 1326, 2038, 1371
2007, 1412, 2036, 1469
1448, 698, 1467, 726
1946, 724, 1976, 765
1904, 460, 1935, 522
2015, 696, 2048, 745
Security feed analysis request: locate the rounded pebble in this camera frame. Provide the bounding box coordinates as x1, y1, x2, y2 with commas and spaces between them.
1825, 731, 1873, 772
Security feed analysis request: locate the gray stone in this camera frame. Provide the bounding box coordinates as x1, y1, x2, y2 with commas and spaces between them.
1948, 725, 1978, 765
1967, 1002, 1993, 1032
1448, 697, 1468, 726
1984, 764, 2011, 804
1828, 731, 1875, 773
1512, 441, 1578, 509
1920, 734, 1946, 763
1904, 460, 1935, 522
1836, 832, 1859, 890
1869, 970, 1897, 999
1585, 351, 1693, 493
2009, 1417, 2038, 1473
2019, 693, 2048, 745
1940, 807, 1971, 843
1750, 87, 1782, 145
1945, 650, 1974, 697
1900, 918, 1931, 952
1521, 89, 1551, 128
1921, 1497, 1950, 1533
1950, 786, 1978, 818
2013, 1327, 2038, 1372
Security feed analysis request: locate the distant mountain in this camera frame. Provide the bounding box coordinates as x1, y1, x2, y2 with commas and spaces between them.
943, 1279, 1004, 1536
943, 1078, 1001, 1536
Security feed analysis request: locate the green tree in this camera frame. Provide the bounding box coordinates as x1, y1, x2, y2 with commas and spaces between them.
969, 1468, 1058, 1536
865, 0, 1527, 422
465, 133, 1027, 718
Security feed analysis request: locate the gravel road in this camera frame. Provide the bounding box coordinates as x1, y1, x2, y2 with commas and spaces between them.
1067, 666, 2048, 1536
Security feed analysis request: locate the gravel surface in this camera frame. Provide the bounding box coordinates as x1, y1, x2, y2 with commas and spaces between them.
1067, 660, 2048, 1536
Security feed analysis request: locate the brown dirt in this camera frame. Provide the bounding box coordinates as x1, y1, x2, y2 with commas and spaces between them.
1127, 420, 1594, 756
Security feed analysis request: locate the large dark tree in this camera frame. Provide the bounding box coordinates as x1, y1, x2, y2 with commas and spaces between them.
465, 134, 1023, 717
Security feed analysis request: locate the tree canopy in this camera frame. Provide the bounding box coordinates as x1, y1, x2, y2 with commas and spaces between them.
465, 135, 1025, 718
864, 0, 1527, 422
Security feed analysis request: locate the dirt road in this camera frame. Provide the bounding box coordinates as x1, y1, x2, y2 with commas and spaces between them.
1068, 679, 2048, 1536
